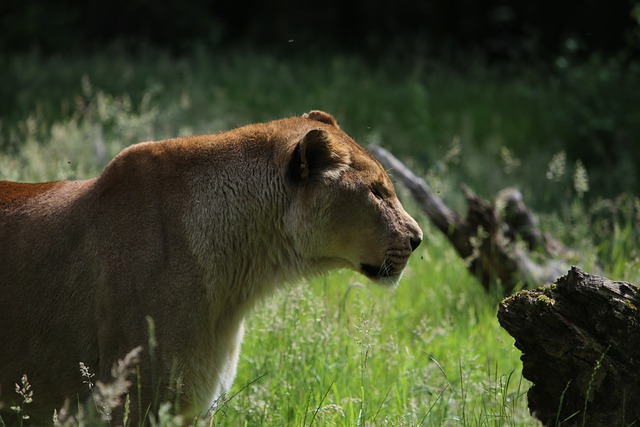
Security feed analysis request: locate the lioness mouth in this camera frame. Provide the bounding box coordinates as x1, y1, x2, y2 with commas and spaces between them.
360, 263, 398, 280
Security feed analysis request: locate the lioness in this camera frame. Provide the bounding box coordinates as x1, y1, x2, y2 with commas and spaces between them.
0, 111, 422, 424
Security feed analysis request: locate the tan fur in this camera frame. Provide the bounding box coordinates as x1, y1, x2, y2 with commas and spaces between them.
0, 111, 422, 423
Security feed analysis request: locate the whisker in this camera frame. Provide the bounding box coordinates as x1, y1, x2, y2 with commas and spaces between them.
378, 256, 394, 278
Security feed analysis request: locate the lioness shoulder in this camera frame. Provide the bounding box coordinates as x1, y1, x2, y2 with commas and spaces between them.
0, 110, 422, 423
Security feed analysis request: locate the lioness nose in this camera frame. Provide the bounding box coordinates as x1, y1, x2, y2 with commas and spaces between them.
409, 236, 422, 252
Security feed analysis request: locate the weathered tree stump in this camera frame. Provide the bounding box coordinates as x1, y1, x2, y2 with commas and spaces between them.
498, 267, 640, 426
370, 145, 569, 294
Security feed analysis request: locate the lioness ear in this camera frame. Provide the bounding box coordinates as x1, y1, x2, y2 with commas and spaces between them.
303, 110, 340, 129
289, 129, 350, 182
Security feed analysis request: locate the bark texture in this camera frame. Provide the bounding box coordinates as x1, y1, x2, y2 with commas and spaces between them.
498, 267, 640, 426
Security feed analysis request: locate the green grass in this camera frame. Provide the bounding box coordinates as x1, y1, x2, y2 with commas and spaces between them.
1, 48, 638, 426
221, 232, 533, 426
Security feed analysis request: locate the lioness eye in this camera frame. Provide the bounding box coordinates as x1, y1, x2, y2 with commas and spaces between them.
370, 186, 384, 200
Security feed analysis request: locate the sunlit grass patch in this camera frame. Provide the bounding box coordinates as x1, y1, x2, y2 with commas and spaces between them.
220, 232, 534, 426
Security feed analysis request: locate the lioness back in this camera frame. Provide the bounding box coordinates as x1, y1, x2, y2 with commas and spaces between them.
0, 111, 422, 424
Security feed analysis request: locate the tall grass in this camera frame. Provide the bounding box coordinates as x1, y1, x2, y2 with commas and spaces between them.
220, 232, 533, 426
1, 49, 638, 425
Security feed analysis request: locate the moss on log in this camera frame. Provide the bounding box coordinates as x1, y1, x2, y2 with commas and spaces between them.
498, 267, 640, 426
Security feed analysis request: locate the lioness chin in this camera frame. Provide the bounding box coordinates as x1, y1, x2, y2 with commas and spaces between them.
0, 110, 422, 424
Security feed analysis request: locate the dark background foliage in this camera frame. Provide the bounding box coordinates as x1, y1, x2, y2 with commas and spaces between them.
1, 0, 637, 59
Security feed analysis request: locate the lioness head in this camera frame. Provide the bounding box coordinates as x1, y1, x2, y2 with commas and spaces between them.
286, 110, 422, 285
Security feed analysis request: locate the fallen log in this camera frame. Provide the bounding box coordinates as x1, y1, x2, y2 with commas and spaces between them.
498, 267, 640, 426
369, 145, 568, 294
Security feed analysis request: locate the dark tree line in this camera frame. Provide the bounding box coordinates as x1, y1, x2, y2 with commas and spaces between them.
1, 0, 637, 57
